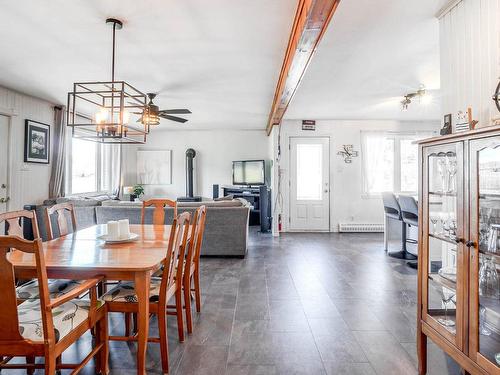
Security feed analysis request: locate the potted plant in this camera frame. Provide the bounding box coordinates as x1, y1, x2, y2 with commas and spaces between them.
131, 184, 145, 201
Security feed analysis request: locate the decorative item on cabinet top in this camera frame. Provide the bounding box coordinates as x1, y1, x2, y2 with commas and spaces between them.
337, 145, 358, 163
454, 108, 478, 133
493, 78, 500, 113
440, 114, 452, 135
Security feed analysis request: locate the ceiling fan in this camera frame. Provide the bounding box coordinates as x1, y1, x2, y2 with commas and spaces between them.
133, 93, 191, 125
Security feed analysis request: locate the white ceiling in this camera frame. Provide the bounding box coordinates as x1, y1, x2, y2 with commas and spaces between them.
285, 0, 448, 122
0, 0, 297, 129
0, 0, 447, 129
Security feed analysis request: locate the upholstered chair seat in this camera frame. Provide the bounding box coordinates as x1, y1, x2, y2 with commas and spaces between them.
16, 279, 83, 300
17, 298, 103, 342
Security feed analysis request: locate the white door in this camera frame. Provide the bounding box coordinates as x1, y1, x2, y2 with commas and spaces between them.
0, 115, 9, 233
289, 137, 330, 231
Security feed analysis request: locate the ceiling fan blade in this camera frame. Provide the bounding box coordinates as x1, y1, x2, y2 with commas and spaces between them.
159, 109, 192, 114
159, 114, 188, 123
131, 112, 143, 115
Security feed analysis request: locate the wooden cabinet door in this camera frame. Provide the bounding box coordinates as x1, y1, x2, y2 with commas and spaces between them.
469, 136, 500, 372
421, 141, 467, 350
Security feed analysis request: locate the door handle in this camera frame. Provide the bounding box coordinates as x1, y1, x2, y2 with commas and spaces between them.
465, 240, 475, 248
1, 184, 6, 189
454, 238, 464, 244
0, 197, 9, 204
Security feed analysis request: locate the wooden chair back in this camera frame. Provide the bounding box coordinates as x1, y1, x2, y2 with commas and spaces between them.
0, 235, 54, 344
158, 212, 190, 306
0, 210, 39, 239
141, 199, 178, 225
45, 202, 77, 241
184, 206, 207, 278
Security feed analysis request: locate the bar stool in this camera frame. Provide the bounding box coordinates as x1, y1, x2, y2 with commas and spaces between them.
399, 195, 419, 269
381, 192, 417, 260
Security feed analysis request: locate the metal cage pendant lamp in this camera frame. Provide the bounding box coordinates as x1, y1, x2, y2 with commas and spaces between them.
67, 18, 149, 144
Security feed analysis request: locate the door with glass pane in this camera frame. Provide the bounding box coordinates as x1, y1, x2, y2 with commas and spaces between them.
289, 137, 330, 231
469, 136, 500, 372
422, 142, 466, 350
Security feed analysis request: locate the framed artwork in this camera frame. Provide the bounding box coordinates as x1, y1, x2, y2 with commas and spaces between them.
137, 150, 172, 185
24, 119, 50, 164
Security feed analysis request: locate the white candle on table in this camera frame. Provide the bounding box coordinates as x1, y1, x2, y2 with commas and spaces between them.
118, 219, 130, 239
107, 221, 119, 239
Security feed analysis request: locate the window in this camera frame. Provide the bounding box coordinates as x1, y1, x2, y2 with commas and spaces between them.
361, 132, 433, 195
70, 139, 97, 194
296, 143, 323, 200
67, 138, 120, 195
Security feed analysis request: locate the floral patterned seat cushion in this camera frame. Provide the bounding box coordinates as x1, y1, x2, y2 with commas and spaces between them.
18, 298, 97, 342
16, 279, 82, 300
101, 277, 163, 303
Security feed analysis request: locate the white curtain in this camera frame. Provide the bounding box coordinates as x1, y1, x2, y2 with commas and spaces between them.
101, 143, 122, 197
361, 131, 390, 194
110, 144, 122, 197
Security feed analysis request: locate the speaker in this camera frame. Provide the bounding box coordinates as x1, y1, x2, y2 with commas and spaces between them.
212, 184, 219, 199
259, 185, 272, 233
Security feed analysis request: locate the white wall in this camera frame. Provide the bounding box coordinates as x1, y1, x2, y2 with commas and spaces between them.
0, 86, 55, 210
439, 0, 500, 126
122, 129, 272, 200
272, 119, 441, 233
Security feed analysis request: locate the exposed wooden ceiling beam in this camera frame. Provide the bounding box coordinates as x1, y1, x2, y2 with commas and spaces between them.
266, 0, 341, 135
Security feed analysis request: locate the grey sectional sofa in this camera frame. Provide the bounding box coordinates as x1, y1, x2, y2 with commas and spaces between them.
24, 199, 250, 258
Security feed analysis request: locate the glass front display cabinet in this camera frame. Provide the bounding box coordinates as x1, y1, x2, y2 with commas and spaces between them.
418, 127, 500, 375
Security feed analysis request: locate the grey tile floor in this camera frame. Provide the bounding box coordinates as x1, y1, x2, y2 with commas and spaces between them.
7, 230, 462, 374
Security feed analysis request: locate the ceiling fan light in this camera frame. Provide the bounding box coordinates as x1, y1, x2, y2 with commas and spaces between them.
142, 108, 160, 126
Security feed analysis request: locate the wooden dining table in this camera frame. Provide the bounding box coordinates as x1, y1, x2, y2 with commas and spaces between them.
9, 224, 176, 375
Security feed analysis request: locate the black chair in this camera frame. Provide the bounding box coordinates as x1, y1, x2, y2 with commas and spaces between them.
399, 195, 419, 268
381, 192, 417, 260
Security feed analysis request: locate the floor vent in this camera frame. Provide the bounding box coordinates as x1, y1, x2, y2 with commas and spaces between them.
338, 223, 384, 233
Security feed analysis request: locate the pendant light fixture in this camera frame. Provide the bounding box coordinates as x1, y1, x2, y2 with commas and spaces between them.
67, 18, 148, 143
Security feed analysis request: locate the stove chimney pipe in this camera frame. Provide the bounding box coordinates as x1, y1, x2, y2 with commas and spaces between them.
185, 148, 196, 198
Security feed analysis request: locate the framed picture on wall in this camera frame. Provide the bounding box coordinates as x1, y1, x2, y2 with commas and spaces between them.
137, 150, 172, 185
24, 119, 50, 164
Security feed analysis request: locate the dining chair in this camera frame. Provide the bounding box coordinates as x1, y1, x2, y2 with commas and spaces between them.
0, 210, 82, 302
0, 235, 108, 374
102, 212, 191, 374
174, 205, 206, 333
45, 202, 77, 241
0, 209, 39, 239
399, 195, 419, 269
141, 199, 178, 225
381, 192, 417, 260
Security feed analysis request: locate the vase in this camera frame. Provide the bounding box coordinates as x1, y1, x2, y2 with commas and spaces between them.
479, 256, 500, 299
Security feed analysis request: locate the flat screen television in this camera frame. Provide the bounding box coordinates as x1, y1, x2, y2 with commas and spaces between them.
232, 160, 265, 186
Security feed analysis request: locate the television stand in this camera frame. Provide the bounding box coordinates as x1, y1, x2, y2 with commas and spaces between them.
221, 185, 271, 233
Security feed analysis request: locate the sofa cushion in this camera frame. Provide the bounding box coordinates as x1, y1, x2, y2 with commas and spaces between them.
214, 194, 234, 201
178, 200, 243, 208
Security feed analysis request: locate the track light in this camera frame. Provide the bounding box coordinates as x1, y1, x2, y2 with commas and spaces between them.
401, 85, 430, 111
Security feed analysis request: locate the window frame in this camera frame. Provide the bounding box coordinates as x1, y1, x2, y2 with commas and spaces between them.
361, 131, 435, 198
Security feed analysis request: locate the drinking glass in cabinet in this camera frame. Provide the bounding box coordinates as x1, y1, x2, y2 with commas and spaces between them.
446, 156, 458, 194
437, 158, 447, 193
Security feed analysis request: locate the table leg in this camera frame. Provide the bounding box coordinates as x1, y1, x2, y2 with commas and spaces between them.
135, 271, 151, 375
